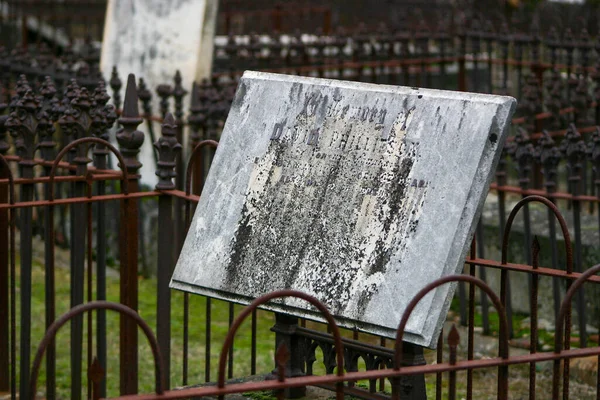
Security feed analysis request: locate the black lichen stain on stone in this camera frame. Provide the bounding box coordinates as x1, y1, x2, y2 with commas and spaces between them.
226, 204, 253, 282
289, 82, 303, 104
354, 152, 416, 319
223, 96, 423, 318
489, 133, 498, 144
367, 156, 413, 277
231, 81, 248, 111
288, 156, 343, 282
457, 100, 468, 131
356, 283, 378, 316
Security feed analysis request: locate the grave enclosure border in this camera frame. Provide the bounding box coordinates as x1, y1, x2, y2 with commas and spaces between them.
0, 72, 599, 400
4, 12, 600, 400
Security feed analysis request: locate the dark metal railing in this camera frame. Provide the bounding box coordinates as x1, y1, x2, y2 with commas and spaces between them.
2, 10, 600, 400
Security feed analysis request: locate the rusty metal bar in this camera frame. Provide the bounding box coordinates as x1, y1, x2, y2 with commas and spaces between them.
529, 237, 540, 400
155, 112, 182, 390
116, 74, 144, 395
156, 191, 173, 388
0, 190, 159, 209
476, 219, 490, 335
40, 115, 57, 400
0, 153, 15, 399
436, 330, 442, 400
495, 150, 513, 338
111, 345, 600, 400
29, 301, 166, 399
0, 162, 8, 394
92, 100, 113, 399
467, 239, 475, 400
0, 172, 124, 186
17, 153, 35, 400
69, 151, 87, 400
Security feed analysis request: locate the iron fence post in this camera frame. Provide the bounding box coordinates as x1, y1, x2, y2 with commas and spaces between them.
270, 313, 307, 399
0, 101, 8, 394
536, 131, 563, 329
6, 78, 38, 400
396, 342, 426, 400
154, 112, 181, 390
39, 76, 57, 400
59, 80, 95, 400
116, 74, 144, 395
172, 71, 187, 255
91, 81, 117, 398
561, 124, 588, 348
507, 127, 535, 303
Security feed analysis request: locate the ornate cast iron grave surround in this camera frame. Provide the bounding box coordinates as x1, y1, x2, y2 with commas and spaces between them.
171, 71, 516, 347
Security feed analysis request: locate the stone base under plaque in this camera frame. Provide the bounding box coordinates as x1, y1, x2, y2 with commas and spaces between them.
268, 312, 426, 400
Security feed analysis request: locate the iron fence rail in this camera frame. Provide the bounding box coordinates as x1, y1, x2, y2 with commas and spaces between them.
1, 71, 600, 400
2, 10, 600, 400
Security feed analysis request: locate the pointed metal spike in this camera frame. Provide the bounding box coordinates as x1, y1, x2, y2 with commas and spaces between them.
190, 81, 200, 108
447, 324, 460, 348
163, 112, 176, 125
161, 112, 177, 137
88, 356, 105, 383
122, 73, 139, 118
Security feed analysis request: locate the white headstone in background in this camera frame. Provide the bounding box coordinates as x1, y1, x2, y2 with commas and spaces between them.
100, 0, 219, 185
171, 71, 516, 348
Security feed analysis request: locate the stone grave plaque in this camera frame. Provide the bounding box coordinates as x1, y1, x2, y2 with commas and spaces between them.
171, 71, 516, 347
100, 0, 219, 184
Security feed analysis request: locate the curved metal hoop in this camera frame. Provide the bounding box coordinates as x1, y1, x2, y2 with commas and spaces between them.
29, 301, 165, 399
554, 263, 600, 352
0, 153, 16, 398
394, 275, 510, 369
217, 290, 345, 391
48, 137, 130, 200
0, 153, 15, 205
185, 139, 218, 196
501, 195, 572, 273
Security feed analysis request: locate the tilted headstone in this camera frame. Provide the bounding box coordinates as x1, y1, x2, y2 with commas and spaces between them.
100, 0, 219, 184
171, 71, 516, 347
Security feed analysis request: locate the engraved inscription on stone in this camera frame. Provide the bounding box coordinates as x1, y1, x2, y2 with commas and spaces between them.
171, 71, 516, 347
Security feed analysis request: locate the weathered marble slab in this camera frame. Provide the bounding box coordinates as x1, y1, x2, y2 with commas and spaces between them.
171, 71, 516, 347
100, 0, 219, 185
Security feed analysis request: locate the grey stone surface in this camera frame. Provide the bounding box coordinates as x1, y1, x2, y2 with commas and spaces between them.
171, 71, 516, 348
100, 0, 218, 185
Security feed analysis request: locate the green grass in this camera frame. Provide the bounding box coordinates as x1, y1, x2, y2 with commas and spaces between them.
449, 297, 599, 350
17, 261, 276, 399
18, 264, 598, 399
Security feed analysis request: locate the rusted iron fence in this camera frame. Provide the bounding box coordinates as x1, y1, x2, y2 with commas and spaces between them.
218, 2, 332, 36
2, 10, 600, 400
0, 0, 106, 49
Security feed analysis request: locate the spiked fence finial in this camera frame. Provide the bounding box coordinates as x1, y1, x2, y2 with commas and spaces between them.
116, 74, 144, 174
154, 113, 181, 190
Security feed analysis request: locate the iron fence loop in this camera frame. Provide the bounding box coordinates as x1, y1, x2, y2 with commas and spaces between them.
554, 263, 600, 354
216, 289, 345, 399
47, 137, 130, 200
552, 263, 600, 399
185, 140, 219, 196
501, 195, 573, 273
0, 152, 16, 399
0, 154, 15, 201
29, 301, 166, 400
394, 274, 509, 400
